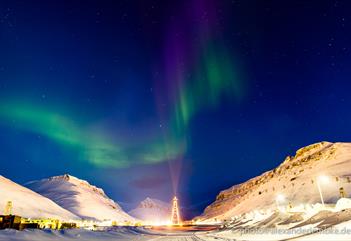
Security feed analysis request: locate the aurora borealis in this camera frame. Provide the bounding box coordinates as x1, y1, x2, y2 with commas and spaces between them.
1, 0, 245, 177
1, 0, 351, 218
0, 101, 180, 168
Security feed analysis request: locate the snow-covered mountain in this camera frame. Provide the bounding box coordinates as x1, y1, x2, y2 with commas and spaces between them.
0, 175, 78, 220
129, 197, 170, 224
198, 142, 351, 221
26, 174, 134, 222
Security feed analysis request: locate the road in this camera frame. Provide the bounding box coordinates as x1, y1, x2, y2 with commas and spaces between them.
137, 227, 232, 241
0, 226, 230, 241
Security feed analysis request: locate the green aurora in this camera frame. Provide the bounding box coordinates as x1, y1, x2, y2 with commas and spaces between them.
0, 45, 244, 169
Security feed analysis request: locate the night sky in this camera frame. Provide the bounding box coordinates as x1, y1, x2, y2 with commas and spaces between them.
0, 0, 351, 219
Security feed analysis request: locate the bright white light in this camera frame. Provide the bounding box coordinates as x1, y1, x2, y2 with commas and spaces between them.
276, 194, 286, 202
316, 175, 330, 208
318, 175, 329, 184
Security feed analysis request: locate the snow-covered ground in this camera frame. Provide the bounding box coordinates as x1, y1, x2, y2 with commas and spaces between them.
204, 198, 351, 241
1, 223, 351, 241
0, 227, 213, 241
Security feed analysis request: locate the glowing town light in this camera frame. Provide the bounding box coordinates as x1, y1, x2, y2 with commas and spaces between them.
318, 175, 330, 184
316, 175, 330, 208
276, 194, 286, 203
275, 194, 286, 212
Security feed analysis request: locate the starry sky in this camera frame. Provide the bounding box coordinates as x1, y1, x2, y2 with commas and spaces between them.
0, 0, 351, 219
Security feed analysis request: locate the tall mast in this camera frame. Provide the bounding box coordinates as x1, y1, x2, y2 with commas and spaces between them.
171, 196, 181, 225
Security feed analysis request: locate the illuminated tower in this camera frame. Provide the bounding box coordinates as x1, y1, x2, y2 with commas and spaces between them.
4, 201, 12, 215
171, 196, 181, 225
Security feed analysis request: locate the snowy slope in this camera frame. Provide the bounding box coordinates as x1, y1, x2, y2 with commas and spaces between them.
0, 175, 78, 220
129, 197, 170, 224
26, 174, 134, 222
198, 142, 351, 221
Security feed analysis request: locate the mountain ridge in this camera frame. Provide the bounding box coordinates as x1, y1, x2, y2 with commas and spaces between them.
0, 175, 79, 220
26, 174, 135, 222
197, 141, 351, 221
129, 197, 170, 224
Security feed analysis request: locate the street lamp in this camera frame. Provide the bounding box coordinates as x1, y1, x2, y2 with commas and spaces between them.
316, 175, 329, 208
276, 194, 286, 212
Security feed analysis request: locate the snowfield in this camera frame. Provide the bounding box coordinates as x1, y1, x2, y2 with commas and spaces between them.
1, 222, 351, 241
0, 227, 216, 241
207, 200, 351, 241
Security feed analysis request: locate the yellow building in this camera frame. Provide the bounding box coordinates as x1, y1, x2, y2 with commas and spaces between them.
21, 218, 62, 229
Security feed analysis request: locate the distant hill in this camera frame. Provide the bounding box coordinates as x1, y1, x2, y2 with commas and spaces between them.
129, 197, 170, 224
0, 175, 78, 220
26, 174, 135, 222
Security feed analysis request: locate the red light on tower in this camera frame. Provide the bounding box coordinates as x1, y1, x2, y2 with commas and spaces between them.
171, 196, 181, 225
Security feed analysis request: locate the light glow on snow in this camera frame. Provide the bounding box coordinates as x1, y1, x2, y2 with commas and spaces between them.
317, 175, 330, 184
276, 194, 286, 202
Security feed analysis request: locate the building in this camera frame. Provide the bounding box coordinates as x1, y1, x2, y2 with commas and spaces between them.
0, 215, 22, 230
20, 218, 62, 229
